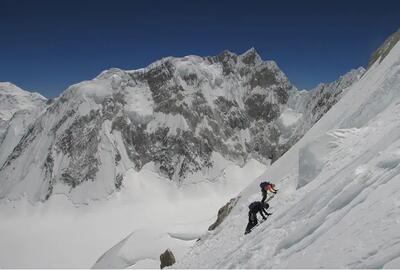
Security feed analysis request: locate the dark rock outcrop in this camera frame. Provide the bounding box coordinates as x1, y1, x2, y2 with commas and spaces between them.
160, 249, 176, 269
208, 196, 240, 231
368, 28, 400, 68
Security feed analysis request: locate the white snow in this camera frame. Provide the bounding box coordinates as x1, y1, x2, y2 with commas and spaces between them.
278, 108, 303, 128
93, 229, 198, 269
175, 41, 400, 268
123, 84, 154, 118
0, 110, 40, 167
0, 82, 46, 121
0, 83, 46, 165
146, 112, 189, 136
277, 108, 304, 141
0, 156, 266, 268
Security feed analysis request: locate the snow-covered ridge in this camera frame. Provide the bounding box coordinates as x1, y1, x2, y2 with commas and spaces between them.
0, 82, 47, 167
175, 33, 400, 269
0, 82, 46, 121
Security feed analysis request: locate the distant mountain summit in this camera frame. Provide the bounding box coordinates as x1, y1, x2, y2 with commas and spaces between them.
0, 49, 363, 203
0, 82, 46, 121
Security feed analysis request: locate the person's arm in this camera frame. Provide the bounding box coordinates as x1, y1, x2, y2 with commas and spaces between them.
261, 189, 267, 203
259, 210, 266, 220
262, 208, 268, 216
268, 185, 278, 194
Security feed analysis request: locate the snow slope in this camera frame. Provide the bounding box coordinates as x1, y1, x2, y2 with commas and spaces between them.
0, 82, 46, 165
175, 35, 400, 268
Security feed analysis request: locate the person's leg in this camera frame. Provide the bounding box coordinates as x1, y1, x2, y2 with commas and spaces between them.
245, 212, 253, 233
250, 212, 258, 227
263, 203, 272, 216
260, 210, 267, 220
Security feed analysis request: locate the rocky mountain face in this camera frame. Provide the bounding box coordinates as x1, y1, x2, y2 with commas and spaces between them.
284, 67, 365, 145
0, 49, 363, 203
368, 28, 400, 68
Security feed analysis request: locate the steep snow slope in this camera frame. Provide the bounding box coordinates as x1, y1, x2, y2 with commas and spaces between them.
0, 82, 47, 168
175, 36, 400, 268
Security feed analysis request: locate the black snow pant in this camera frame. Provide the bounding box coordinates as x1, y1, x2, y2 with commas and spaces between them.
245, 212, 258, 233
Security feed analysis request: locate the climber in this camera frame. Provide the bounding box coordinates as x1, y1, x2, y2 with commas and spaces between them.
260, 181, 278, 203
244, 201, 271, 234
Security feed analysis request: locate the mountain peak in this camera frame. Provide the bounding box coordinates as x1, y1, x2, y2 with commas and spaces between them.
215, 50, 238, 63
0, 82, 46, 123
239, 47, 262, 65
0, 82, 46, 100
0, 82, 26, 95
241, 47, 258, 56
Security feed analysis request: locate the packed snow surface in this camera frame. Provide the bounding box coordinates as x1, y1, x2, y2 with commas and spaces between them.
175, 41, 400, 268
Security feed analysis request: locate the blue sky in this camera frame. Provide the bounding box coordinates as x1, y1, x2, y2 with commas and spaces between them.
0, 0, 399, 97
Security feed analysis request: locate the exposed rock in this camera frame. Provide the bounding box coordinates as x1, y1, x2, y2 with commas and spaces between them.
208, 196, 240, 231
368, 28, 400, 68
160, 249, 176, 269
